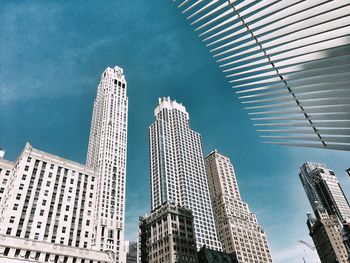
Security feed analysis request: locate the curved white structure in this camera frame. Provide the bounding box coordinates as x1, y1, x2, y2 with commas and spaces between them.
173, 0, 350, 151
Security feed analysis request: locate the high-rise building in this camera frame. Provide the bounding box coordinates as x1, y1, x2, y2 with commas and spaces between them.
87, 66, 128, 262
307, 205, 348, 263
205, 150, 272, 263
299, 162, 350, 223
347, 168, 350, 177
149, 97, 221, 251
139, 202, 198, 263
0, 143, 110, 263
124, 241, 137, 263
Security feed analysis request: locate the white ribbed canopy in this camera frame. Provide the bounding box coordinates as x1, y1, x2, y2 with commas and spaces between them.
174, 0, 350, 151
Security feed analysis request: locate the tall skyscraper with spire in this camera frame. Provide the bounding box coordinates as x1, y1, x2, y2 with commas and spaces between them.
205, 150, 272, 263
148, 97, 221, 251
87, 66, 128, 262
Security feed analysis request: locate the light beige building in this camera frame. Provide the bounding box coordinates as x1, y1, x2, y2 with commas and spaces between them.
139, 202, 198, 263
0, 143, 111, 262
205, 150, 272, 263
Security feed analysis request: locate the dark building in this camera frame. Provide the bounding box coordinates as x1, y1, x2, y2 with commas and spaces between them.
198, 246, 237, 263
139, 202, 198, 263
126, 241, 137, 263
307, 205, 348, 263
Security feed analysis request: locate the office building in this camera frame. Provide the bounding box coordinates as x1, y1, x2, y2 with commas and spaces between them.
173, 0, 350, 151
149, 97, 221, 250
124, 241, 137, 263
307, 205, 348, 263
139, 202, 198, 263
0, 143, 110, 263
87, 66, 128, 262
197, 246, 237, 263
205, 151, 272, 263
299, 162, 350, 223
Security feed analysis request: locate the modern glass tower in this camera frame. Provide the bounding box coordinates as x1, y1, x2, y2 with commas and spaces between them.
149, 97, 221, 251
87, 66, 128, 262
205, 150, 272, 263
299, 162, 350, 223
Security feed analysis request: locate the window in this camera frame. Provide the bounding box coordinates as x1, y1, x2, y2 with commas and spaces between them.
6, 228, 11, 235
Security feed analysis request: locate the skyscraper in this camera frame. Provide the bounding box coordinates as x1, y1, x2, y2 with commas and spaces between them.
307, 205, 348, 263
299, 162, 350, 223
205, 150, 272, 263
87, 66, 128, 262
149, 97, 221, 251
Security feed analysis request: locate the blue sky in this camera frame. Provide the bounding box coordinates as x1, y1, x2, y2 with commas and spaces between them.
0, 1, 349, 262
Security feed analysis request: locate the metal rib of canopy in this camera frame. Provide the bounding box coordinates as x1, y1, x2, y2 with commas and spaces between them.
173, 0, 350, 151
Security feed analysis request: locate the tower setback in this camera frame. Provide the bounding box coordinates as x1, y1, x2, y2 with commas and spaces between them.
205, 150, 272, 263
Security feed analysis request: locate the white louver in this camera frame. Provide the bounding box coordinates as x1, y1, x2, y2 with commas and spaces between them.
173, 0, 350, 151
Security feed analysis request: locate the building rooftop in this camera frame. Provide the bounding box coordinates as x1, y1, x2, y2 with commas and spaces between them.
154, 97, 189, 118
